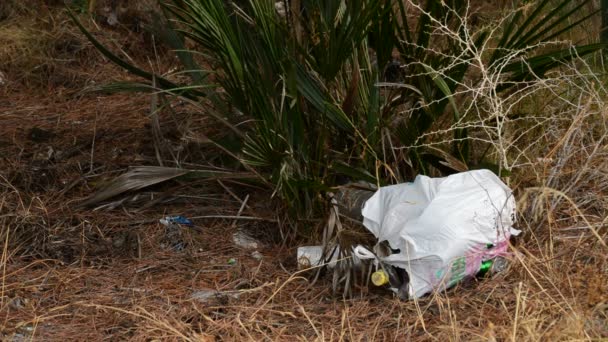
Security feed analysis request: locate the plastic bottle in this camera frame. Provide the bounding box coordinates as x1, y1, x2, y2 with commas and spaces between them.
371, 257, 508, 300
477, 256, 508, 277
371, 263, 410, 300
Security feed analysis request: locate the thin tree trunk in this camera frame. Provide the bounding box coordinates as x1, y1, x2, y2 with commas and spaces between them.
602, 0, 608, 47
333, 184, 375, 222
291, 0, 302, 44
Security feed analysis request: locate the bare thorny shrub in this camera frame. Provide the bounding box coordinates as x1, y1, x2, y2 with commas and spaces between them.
392, 1, 606, 228
386, 1, 608, 338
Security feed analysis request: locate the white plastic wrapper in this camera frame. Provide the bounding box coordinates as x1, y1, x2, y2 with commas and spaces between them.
297, 246, 361, 270
354, 169, 520, 298
297, 246, 325, 269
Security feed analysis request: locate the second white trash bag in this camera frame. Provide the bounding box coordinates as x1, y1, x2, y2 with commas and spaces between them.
354, 169, 520, 299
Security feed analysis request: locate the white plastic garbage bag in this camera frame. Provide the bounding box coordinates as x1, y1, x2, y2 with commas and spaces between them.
354, 169, 520, 298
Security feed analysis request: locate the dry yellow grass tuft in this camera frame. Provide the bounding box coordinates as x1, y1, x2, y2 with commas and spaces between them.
0, 1, 165, 89
0, 4, 89, 87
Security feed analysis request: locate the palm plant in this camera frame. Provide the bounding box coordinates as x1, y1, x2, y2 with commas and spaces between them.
71, 0, 602, 295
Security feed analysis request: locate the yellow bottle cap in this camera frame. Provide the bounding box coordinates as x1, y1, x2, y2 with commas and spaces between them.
371, 270, 389, 286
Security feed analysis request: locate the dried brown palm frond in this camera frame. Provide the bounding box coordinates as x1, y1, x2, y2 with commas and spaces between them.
79, 166, 255, 208
312, 182, 382, 297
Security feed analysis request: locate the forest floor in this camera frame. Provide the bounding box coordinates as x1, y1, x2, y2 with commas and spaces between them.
1, 4, 607, 341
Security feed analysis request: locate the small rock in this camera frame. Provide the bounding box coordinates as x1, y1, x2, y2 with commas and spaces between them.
232, 230, 260, 249
251, 251, 263, 261
11, 333, 27, 342
107, 11, 118, 26
8, 297, 25, 310
191, 289, 218, 302
160, 218, 186, 252
191, 289, 240, 303
32, 146, 55, 162
275, 1, 287, 18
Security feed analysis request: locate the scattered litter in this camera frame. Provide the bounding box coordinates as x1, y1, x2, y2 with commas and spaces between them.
191, 289, 240, 303
304, 170, 519, 299
10, 333, 28, 342
251, 251, 263, 261
191, 283, 274, 304
232, 230, 260, 249
172, 242, 186, 251
159, 215, 193, 251
8, 297, 25, 310
32, 146, 55, 162
227, 258, 237, 265
191, 289, 219, 302
106, 9, 118, 26
297, 245, 361, 270
352, 169, 520, 299
160, 215, 193, 227
275, 1, 287, 17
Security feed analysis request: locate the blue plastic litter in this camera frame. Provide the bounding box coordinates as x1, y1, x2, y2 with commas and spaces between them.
161, 216, 194, 226
159, 216, 192, 252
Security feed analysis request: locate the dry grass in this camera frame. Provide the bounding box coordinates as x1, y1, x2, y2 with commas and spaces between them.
0, 7, 88, 87
1, 199, 606, 341
1, 3, 607, 341
0, 1, 169, 89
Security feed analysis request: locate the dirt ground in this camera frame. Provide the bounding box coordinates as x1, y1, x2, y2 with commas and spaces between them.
1, 4, 607, 341
0, 83, 448, 341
